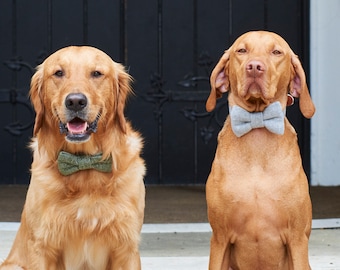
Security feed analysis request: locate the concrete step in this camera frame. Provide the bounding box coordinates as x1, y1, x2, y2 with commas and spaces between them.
1, 221, 340, 269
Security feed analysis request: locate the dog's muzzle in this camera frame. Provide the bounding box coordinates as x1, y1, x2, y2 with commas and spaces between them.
59, 115, 100, 143
59, 93, 100, 143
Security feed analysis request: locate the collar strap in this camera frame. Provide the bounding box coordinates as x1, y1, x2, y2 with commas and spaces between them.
287, 94, 294, 106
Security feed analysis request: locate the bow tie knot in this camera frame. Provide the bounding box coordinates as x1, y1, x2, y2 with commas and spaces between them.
57, 151, 112, 176
229, 101, 285, 137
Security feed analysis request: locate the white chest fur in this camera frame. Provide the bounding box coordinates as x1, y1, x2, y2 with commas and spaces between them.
63, 238, 111, 270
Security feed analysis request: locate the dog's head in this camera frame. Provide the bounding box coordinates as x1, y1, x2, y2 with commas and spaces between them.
206, 31, 315, 118
30, 46, 132, 146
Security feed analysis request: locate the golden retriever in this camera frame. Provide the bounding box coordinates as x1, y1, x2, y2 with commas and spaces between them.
206, 31, 315, 269
0, 46, 145, 270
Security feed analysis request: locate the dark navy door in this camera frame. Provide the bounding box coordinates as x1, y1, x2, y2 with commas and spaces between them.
0, 0, 310, 184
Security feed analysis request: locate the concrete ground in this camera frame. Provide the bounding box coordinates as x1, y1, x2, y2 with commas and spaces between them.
1, 220, 339, 270
1, 186, 340, 269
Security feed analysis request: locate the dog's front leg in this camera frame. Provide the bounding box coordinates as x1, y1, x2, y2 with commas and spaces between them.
28, 240, 62, 270
29, 255, 60, 270
208, 232, 231, 270
121, 252, 141, 270
108, 249, 141, 270
287, 236, 311, 270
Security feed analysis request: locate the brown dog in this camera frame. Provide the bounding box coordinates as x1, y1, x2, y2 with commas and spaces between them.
206, 31, 315, 270
0, 46, 145, 269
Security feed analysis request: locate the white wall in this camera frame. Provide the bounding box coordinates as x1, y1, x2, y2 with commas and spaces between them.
310, 0, 340, 185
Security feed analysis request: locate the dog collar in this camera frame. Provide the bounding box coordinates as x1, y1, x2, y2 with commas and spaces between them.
287, 94, 294, 106
57, 151, 112, 176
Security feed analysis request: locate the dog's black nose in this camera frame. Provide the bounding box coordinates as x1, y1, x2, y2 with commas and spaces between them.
65, 93, 87, 111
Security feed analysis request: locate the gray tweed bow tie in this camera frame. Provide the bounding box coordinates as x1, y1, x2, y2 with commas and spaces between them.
229, 101, 285, 137
57, 151, 112, 176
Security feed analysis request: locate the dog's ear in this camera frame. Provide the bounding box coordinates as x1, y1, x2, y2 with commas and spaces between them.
290, 53, 315, 118
29, 65, 44, 136
206, 50, 230, 112
115, 64, 133, 134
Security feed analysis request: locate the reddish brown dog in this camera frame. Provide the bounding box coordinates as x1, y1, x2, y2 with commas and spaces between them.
206, 31, 315, 270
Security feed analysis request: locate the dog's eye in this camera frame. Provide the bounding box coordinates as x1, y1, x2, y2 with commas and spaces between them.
272, 50, 282, 55
91, 71, 103, 78
54, 70, 64, 77
237, 48, 247, 54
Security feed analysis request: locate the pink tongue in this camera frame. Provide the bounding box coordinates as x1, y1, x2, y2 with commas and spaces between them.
67, 119, 88, 134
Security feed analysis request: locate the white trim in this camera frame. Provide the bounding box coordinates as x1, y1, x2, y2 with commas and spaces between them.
310, 0, 340, 185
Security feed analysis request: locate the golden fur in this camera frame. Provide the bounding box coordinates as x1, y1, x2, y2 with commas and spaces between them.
206, 31, 315, 269
0, 46, 145, 270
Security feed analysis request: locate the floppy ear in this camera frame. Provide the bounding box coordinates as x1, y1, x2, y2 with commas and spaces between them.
206, 50, 230, 112
115, 63, 133, 134
29, 65, 44, 136
290, 53, 315, 118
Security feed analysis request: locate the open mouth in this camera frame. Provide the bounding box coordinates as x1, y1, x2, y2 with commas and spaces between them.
59, 115, 100, 143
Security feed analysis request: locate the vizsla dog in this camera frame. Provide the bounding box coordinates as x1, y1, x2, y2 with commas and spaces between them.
206, 31, 315, 270
0, 46, 145, 270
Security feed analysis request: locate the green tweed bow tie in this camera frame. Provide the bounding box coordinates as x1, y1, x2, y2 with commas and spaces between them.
57, 151, 112, 176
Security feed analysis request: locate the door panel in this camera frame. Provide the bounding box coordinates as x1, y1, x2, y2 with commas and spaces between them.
0, 0, 310, 184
